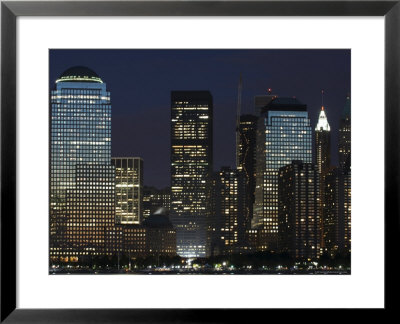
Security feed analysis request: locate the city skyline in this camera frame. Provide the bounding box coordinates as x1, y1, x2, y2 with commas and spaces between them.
49, 51, 350, 272
50, 49, 350, 189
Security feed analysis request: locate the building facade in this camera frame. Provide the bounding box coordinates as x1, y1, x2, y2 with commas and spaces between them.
170, 91, 213, 258
324, 167, 351, 256
324, 96, 351, 256
105, 212, 176, 259
111, 157, 143, 225
315, 106, 331, 176
339, 95, 351, 170
252, 98, 313, 251
278, 161, 320, 259
315, 105, 331, 249
50, 66, 114, 262
212, 167, 246, 255
237, 114, 258, 234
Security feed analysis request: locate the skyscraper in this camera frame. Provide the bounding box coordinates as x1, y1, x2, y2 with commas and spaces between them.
237, 114, 258, 232
324, 96, 351, 256
278, 161, 320, 259
339, 95, 351, 170
50, 66, 114, 262
253, 98, 312, 251
315, 100, 331, 249
213, 167, 246, 255
315, 106, 331, 176
170, 91, 213, 258
324, 167, 351, 257
111, 157, 143, 225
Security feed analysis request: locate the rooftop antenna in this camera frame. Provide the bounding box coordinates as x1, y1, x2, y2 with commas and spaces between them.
267, 88, 272, 95
321, 89, 325, 110
236, 73, 243, 169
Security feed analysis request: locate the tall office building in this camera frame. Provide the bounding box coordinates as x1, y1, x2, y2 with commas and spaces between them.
111, 157, 143, 225
50, 66, 114, 261
315, 106, 331, 175
315, 103, 331, 249
66, 165, 115, 260
237, 114, 258, 232
213, 167, 246, 255
324, 167, 351, 256
324, 96, 351, 256
252, 98, 312, 251
170, 91, 213, 258
339, 95, 351, 170
278, 161, 320, 259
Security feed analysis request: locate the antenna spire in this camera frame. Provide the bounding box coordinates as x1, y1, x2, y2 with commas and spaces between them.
321, 89, 325, 110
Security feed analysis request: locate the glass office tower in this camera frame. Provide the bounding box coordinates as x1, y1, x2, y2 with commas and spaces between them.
50, 66, 114, 262
252, 98, 312, 251
111, 157, 143, 225
170, 91, 213, 258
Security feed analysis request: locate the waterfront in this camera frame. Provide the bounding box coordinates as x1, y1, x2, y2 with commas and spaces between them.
50, 267, 350, 275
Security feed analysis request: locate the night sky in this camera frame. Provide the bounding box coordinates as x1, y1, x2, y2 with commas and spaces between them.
50, 49, 350, 189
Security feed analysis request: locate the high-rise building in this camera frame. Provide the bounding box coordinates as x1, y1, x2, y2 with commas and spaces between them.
50, 66, 114, 262
315, 103, 331, 249
324, 167, 351, 256
66, 165, 115, 260
111, 157, 143, 225
324, 96, 351, 256
170, 91, 213, 258
252, 98, 312, 251
278, 161, 320, 259
339, 95, 351, 170
237, 114, 258, 232
212, 167, 246, 255
143, 186, 171, 219
315, 106, 331, 175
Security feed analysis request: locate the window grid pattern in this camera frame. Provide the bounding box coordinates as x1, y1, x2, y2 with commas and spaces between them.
253, 111, 312, 250
112, 157, 143, 225
50, 81, 114, 260
170, 92, 213, 258
278, 162, 320, 259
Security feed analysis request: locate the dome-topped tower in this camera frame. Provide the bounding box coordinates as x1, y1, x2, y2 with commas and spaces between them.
56, 66, 103, 83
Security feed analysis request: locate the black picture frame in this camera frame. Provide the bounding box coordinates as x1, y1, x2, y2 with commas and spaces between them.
1, 0, 398, 322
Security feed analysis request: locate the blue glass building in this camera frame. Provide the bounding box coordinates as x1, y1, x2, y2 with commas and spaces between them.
252, 98, 312, 251
50, 66, 115, 262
